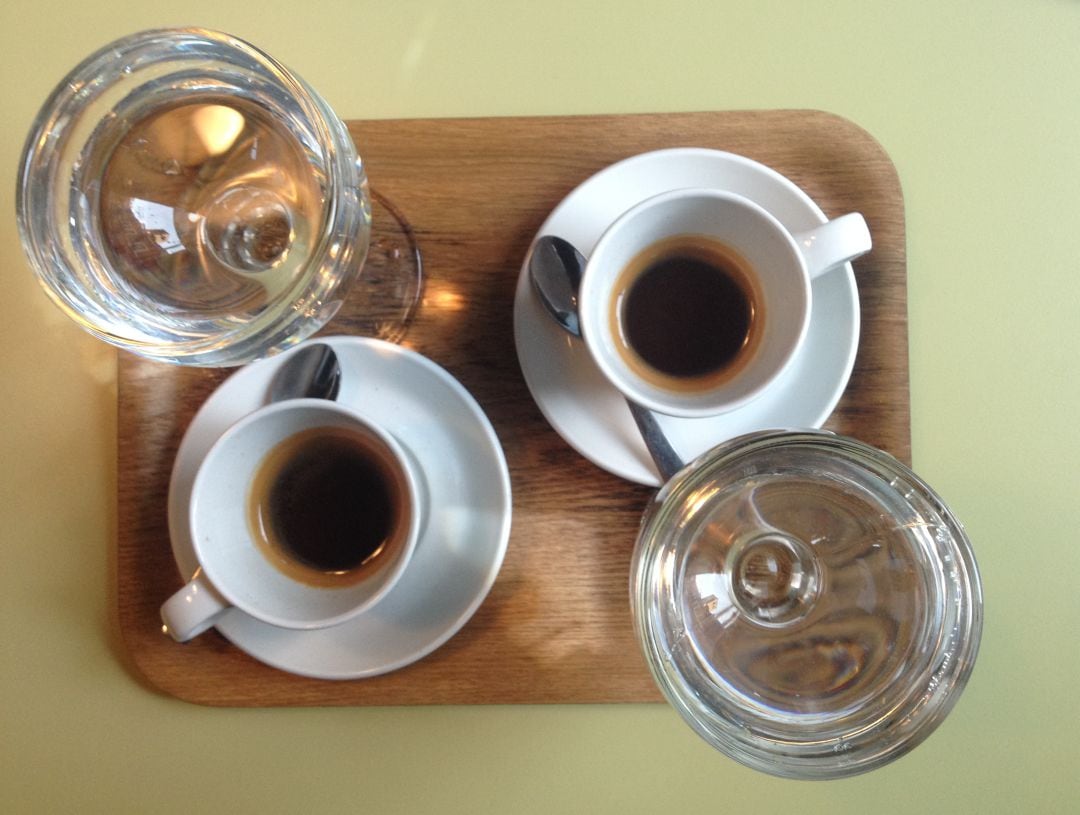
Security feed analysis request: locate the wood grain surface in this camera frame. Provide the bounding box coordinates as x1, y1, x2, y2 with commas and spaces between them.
116, 110, 908, 706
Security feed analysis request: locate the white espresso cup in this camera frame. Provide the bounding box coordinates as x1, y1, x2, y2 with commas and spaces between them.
160, 399, 423, 642
577, 188, 872, 418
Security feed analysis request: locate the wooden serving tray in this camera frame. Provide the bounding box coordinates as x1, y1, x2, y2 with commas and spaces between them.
117, 111, 908, 706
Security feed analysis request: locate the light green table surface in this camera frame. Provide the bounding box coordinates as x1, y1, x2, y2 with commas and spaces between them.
2, 1, 1077, 812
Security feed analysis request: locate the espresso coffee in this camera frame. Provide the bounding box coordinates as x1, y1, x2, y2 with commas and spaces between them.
248, 425, 409, 587
610, 234, 760, 389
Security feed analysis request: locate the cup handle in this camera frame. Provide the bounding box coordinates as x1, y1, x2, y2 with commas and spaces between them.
160, 568, 229, 642
793, 213, 872, 279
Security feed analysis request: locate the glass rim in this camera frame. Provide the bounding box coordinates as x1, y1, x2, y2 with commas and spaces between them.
631, 429, 984, 779
16, 27, 369, 366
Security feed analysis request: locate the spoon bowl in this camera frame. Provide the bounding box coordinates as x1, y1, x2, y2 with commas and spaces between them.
267, 342, 342, 403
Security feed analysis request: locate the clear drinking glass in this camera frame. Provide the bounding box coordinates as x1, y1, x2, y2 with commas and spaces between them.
631, 430, 983, 779
17, 28, 417, 366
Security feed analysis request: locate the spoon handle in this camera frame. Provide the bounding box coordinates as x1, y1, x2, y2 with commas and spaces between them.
626, 400, 684, 482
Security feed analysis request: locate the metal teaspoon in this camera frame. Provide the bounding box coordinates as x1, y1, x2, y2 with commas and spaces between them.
528, 235, 685, 481
267, 342, 342, 403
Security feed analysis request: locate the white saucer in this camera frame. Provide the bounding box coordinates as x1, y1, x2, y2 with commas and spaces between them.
167, 337, 512, 679
513, 148, 860, 487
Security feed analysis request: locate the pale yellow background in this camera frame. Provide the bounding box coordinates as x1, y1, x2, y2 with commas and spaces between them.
2, 1, 1077, 812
